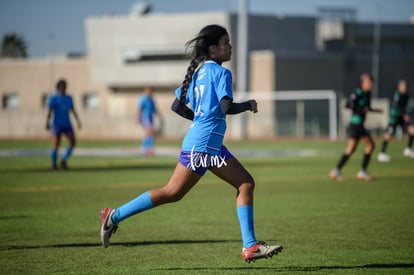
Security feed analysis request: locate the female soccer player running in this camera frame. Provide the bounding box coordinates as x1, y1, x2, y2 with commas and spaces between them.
330, 73, 383, 181
137, 87, 161, 156
100, 25, 283, 263
46, 79, 81, 170
377, 79, 414, 162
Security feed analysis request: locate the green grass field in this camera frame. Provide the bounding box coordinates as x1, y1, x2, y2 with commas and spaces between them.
0, 139, 413, 274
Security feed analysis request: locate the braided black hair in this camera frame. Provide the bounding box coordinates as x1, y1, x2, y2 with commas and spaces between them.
179, 25, 228, 105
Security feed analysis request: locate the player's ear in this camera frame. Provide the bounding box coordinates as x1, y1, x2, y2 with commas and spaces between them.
208, 45, 217, 55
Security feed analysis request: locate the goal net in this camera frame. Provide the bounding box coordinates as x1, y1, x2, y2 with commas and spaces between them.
233, 90, 338, 141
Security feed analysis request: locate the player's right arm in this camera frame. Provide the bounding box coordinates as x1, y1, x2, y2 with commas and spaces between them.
137, 107, 142, 125
345, 92, 368, 114
171, 98, 194, 121
45, 96, 54, 130
396, 93, 408, 115
46, 109, 52, 130
137, 98, 144, 125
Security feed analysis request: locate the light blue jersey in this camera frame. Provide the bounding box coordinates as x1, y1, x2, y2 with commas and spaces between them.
175, 61, 233, 155
48, 93, 74, 128
138, 95, 157, 123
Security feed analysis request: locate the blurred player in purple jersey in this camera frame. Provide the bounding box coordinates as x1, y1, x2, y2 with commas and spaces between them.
46, 79, 81, 170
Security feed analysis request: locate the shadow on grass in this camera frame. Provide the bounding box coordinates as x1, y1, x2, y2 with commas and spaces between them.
0, 215, 32, 220
154, 263, 414, 272
0, 239, 238, 251
12, 163, 175, 173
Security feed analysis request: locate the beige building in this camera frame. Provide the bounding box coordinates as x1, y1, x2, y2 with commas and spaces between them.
2, 11, 388, 140
0, 12, 279, 140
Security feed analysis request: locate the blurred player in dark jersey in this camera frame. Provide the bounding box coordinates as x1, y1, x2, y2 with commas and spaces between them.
330, 73, 383, 181
377, 79, 414, 162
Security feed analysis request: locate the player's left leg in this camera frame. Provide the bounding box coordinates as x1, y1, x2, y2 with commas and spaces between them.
209, 153, 283, 262
61, 129, 76, 169
101, 163, 202, 247
357, 134, 375, 181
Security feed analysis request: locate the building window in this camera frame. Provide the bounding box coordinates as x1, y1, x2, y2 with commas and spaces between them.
122, 49, 188, 63
2, 93, 19, 110
83, 92, 100, 109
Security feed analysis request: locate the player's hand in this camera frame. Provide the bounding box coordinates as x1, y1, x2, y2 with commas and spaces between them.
403, 114, 410, 122
248, 100, 258, 113
377, 108, 384, 113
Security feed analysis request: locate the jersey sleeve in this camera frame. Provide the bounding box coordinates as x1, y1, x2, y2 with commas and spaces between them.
175, 86, 189, 104
48, 96, 55, 110
137, 97, 144, 108
345, 92, 357, 110
69, 96, 74, 110
216, 69, 233, 101
152, 99, 157, 113
394, 93, 406, 113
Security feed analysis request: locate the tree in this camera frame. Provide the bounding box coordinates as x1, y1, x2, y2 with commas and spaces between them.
1, 33, 28, 58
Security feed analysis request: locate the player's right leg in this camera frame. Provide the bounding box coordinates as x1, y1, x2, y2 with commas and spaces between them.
51, 129, 61, 170
141, 120, 155, 156
100, 163, 201, 247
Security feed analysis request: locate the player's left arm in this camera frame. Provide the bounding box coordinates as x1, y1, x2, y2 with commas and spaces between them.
46, 109, 52, 130
220, 96, 257, 114
71, 106, 82, 130
368, 106, 383, 113
366, 93, 383, 113
45, 97, 54, 130
216, 69, 257, 114
402, 94, 411, 122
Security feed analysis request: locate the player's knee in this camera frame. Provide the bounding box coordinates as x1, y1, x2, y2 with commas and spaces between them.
163, 188, 185, 203
170, 193, 185, 203
239, 176, 255, 193
384, 133, 392, 141
345, 147, 355, 155
366, 142, 375, 153
408, 126, 414, 135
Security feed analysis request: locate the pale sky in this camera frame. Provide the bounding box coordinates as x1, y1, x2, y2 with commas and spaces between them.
1, 0, 413, 57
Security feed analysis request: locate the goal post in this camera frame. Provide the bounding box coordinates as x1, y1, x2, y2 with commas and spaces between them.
234, 90, 338, 141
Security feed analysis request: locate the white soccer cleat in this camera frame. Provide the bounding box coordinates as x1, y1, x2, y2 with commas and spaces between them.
242, 241, 283, 263
329, 168, 343, 181
357, 170, 372, 182
403, 148, 414, 159
377, 152, 391, 162
100, 208, 118, 248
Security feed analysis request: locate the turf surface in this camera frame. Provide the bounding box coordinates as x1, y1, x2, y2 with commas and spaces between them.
0, 140, 413, 274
